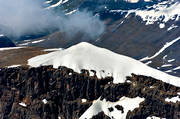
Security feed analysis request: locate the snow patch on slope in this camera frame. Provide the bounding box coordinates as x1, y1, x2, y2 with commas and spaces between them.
80, 96, 144, 119
46, 0, 62, 9
144, 0, 151, 2
161, 64, 172, 68
145, 61, 152, 65
125, 0, 139, 3
168, 59, 175, 63
167, 24, 178, 31
45, 0, 53, 4
28, 42, 180, 87
159, 23, 165, 29
0, 47, 23, 51
42, 99, 48, 104
165, 96, 180, 103
111, 1, 180, 26
19, 39, 46, 46
0, 34, 4, 37
43, 48, 63, 52
7, 65, 21, 68
147, 116, 166, 119
46, 0, 69, 9
173, 66, 180, 71
19, 102, 27, 107
124, 0, 151, 3
31, 39, 45, 44
19, 42, 30, 46
133, 1, 180, 25
65, 9, 78, 15
140, 36, 180, 61
165, 70, 173, 73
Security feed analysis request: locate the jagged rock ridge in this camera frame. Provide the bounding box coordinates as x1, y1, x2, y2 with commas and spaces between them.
0, 66, 180, 119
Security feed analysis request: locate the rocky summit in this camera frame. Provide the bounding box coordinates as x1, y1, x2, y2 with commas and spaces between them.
0, 66, 180, 119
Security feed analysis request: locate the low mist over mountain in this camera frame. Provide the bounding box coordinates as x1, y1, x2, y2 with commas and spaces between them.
12, 0, 179, 77
0, 0, 104, 39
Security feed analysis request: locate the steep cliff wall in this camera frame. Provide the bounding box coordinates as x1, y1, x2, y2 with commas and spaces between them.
0, 66, 180, 119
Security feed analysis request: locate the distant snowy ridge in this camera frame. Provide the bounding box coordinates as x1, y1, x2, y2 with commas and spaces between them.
28, 42, 180, 87
111, 0, 180, 26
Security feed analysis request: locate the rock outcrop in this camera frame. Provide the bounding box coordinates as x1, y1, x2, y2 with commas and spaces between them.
0, 66, 180, 119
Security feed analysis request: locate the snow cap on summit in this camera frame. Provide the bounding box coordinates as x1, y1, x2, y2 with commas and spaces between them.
28, 42, 180, 87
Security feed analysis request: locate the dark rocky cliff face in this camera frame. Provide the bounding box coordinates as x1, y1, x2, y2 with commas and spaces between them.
0, 66, 180, 119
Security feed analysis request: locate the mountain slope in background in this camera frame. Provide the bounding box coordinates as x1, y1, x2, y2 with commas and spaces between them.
0, 35, 16, 48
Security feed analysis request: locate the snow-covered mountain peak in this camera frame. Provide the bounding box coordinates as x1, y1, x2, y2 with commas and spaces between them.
67, 42, 96, 50
133, 1, 180, 25
28, 42, 180, 87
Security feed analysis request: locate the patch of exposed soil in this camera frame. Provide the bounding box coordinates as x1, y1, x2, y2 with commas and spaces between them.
0, 47, 48, 67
